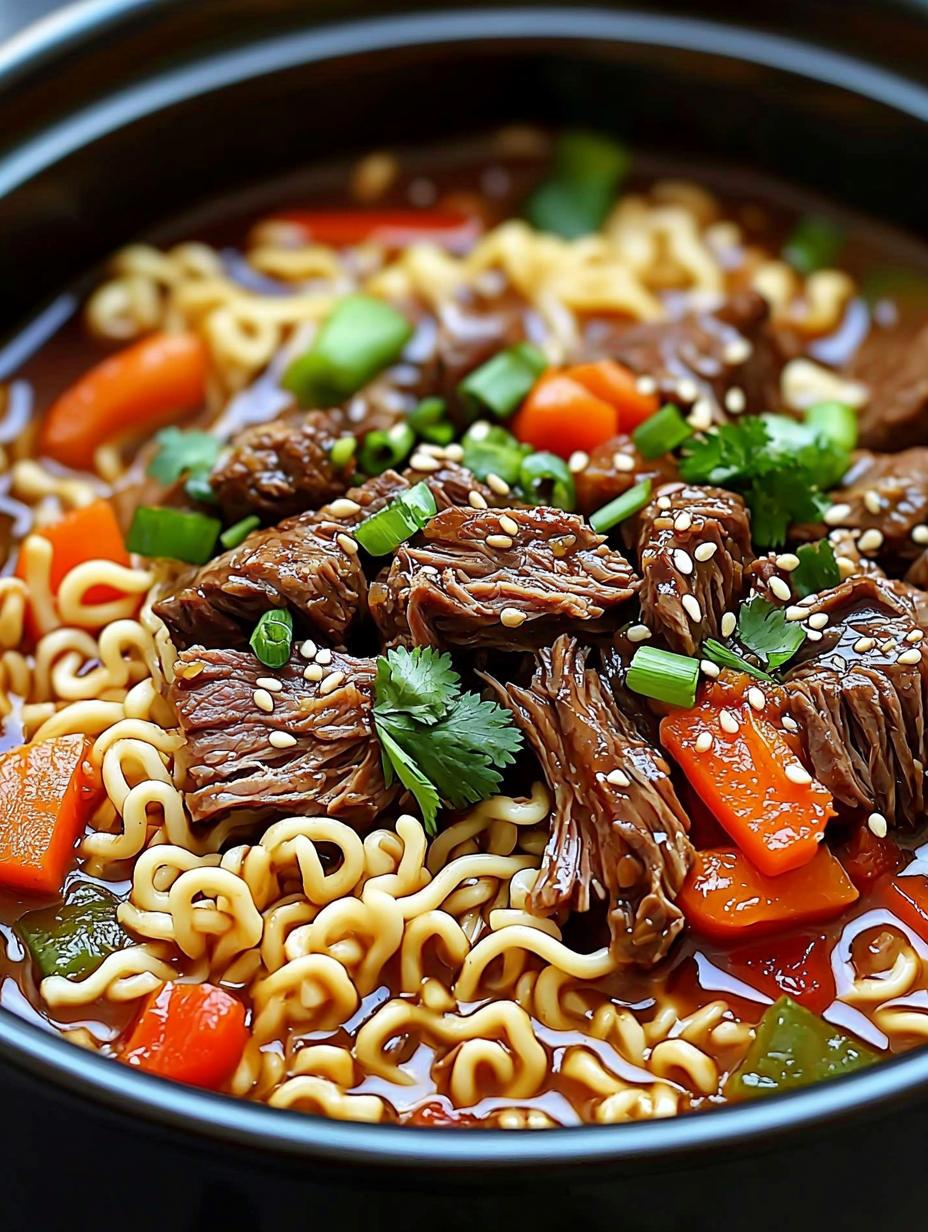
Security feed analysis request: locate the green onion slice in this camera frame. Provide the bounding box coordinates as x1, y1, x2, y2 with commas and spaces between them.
782, 215, 844, 276
461, 422, 531, 485
792, 540, 841, 599
329, 436, 357, 469
589, 478, 652, 534
458, 343, 547, 420
358, 422, 416, 476
702, 639, 775, 684
409, 396, 455, 444
250, 608, 294, 669
626, 645, 700, 708
518, 451, 576, 511
126, 506, 221, 565
220, 514, 260, 550
524, 130, 630, 239
632, 404, 693, 460
282, 294, 413, 408
353, 481, 438, 556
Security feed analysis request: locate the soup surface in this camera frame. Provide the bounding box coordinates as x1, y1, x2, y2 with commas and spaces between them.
3, 128, 928, 1127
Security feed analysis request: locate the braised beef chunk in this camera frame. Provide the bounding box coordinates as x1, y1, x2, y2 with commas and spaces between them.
578, 291, 786, 421
210, 410, 354, 523
574, 433, 679, 517
485, 637, 693, 966
369, 506, 638, 650
633, 484, 754, 655
783, 575, 928, 826
171, 646, 399, 827
431, 287, 530, 416
850, 320, 928, 450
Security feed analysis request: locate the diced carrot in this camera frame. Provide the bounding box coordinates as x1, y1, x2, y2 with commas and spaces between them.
122, 982, 249, 1090
512, 371, 619, 457
838, 823, 905, 891
661, 692, 835, 876
0, 735, 99, 894
15, 500, 130, 605
679, 847, 858, 942
567, 359, 659, 430
723, 930, 835, 1014
39, 332, 207, 471
257, 209, 481, 253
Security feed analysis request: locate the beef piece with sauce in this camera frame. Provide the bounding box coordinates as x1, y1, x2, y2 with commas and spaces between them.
170, 645, 400, 827
849, 319, 928, 451
783, 574, 928, 826
369, 505, 638, 650
574, 433, 680, 517
484, 636, 694, 966
632, 483, 754, 655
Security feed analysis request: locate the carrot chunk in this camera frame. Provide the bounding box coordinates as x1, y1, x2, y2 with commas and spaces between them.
512, 371, 619, 457
122, 982, 249, 1090
16, 499, 130, 605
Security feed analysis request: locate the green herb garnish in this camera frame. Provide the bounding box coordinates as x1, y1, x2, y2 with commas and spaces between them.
589, 478, 652, 534
147, 427, 223, 486
524, 130, 630, 239
458, 343, 547, 420
632, 404, 693, 460
792, 540, 841, 599
518, 451, 576, 511
461, 423, 531, 486
737, 595, 806, 670
701, 639, 775, 684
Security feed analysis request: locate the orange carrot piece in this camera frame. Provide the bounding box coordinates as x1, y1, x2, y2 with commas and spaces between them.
16, 499, 129, 604
122, 982, 249, 1090
512, 371, 619, 457
259, 208, 480, 253
568, 359, 659, 430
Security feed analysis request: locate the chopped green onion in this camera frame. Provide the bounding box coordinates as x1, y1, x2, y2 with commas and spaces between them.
782, 215, 844, 276
458, 343, 547, 420
461, 422, 531, 485
804, 400, 857, 456
524, 130, 630, 239
626, 645, 700, 708
183, 472, 219, 505
632, 404, 693, 460
329, 436, 357, 469
518, 451, 576, 511
220, 514, 260, 550
589, 478, 652, 533
250, 608, 294, 668
702, 639, 774, 683
409, 397, 455, 444
353, 481, 437, 556
282, 294, 413, 408
358, 422, 416, 476
792, 540, 841, 599
126, 506, 221, 564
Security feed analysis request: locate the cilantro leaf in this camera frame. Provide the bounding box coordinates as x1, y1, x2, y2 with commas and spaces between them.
374, 720, 440, 826
679, 417, 768, 488
792, 540, 841, 598
374, 645, 460, 724
147, 428, 222, 485
702, 639, 774, 683
737, 595, 806, 670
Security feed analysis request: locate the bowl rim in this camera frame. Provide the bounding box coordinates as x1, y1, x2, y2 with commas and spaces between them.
3, 0, 928, 1168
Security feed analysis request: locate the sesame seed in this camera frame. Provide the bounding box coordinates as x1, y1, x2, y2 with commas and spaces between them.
776, 553, 800, 572
674, 511, 692, 532
747, 686, 766, 711
695, 731, 713, 753
781, 714, 799, 733
720, 709, 740, 734
857, 528, 884, 554
269, 731, 297, 750
627, 624, 652, 643
682, 594, 702, 622
409, 452, 441, 472
863, 490, 882, 515
786, 605, 807, 621
657, 495, 673, 511
253, 689, 274, 713
769, 576, 791, 602
807, 612, 828, 630
300, 640, 317, 659
898, 648, 922, 665
487, 473, 510, 495
319, 670, 346, 696
677, 378, 699, 403
720, 611, 737, 638
606, 768, 631, 788
444, 443, 464, 462
500, 607, 527, 628
912, 524, 928, 545
687, 399, 713, 431
654, 516, 674, 530
867, 812, 888, 838
328, 498, 361, 518
673, 548, 694, 575
724, 387, 746, 414
880, 638, 897, 653
694, 542, 717, 562
487, 534, 513, 549
907, 629, 925, 643
468, 490, 488, 510
806, 629, 823, 642
316, 648, 333, 666
700, 660, 721, 678
723, 337, 752, 365
824, 503, 852, 526
568, 450, 590, 474
799, 595, 817, 607
613, 452, 635, 472
303, 664, 324, 682
836, 555, 857, 579
853, 637, 875, 653
468, 420, 491, 441
337, 533, 359, 555
636, 375, 657, 396
419, 443, 447, 458
785, 763, 812, 785
256, 677, 284, 692
499, 514, 519, 537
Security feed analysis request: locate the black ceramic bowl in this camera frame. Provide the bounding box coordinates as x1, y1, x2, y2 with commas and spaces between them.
2, 4, 928, 1229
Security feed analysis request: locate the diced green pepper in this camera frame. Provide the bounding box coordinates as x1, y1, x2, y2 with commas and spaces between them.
726, 995, 878, 1100
17, 882, 130, 980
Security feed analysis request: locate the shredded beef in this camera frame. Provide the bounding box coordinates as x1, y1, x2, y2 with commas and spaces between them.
574, 434, 679, 517
369, 506, 638, 649
783, 575, 928, 826
849, 320, 928, 450
170, 645, 400, 827
633, 484, 754, 655
484, 636, 693, 966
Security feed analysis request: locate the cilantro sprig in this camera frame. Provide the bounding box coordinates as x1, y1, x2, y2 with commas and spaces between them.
373, 647, 522, 834
147, 428, 223, 503
703, 594, 807, 682
792, 540, 841, 599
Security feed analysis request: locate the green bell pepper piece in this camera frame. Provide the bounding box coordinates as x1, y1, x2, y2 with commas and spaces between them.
17, 882, 130, 980
726, 995, 878, 1100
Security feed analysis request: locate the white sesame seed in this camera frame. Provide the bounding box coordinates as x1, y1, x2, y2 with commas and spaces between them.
857, 528, 884, 554
673, 548, 694, 575
906, 629, 924, 643
500, 607, 527, 628
418, 442, 447, 458
627, 624, 652, 643
499, 514, 519, 537
677, 378, 699, 403
863, 490, 883, 515
337, 532, 359, 555
880, 638, 897, 653
853, 637, 875, 653
912, 524, 928, 545
468, 490, 488, 510
776, 553, 800, 572
674, 511, 693, 532
682, 594, 702, 622
723, 337, 752, 365
824, 503, 852, 526
720, 611, 737, 638
695, 731, 713, 753
256, 677, 284, 692
303, 663, 324, 681
654, 516, 674, 530
657, 496, 673, 511
687, 399, 714, 432
444, 443, 464, 462
568, 450, 590, 474
468, 420, 491, 441
747, 686, 766, 711
253, 688, 274, 713
898, 648, 923, 665
409, 452, 441, 472
613, 452, 635, 472
724, 387, 746, 414
636, 375, 657, 396
867, 812, 888, 838
694, 542, 718, 562
806, 629, 823, 642
769, 576, 791, 602
799, 595, 817, 607
807, 612, 829, 630
786, 605, 807, 621
300, 639, 317, 660
328, 498, 361, 518
487, 534, 513, 550
781, 715, 799, 733
606, 768, 631, 788
700, 660, 721, 678
316, 648, 333, 666
785, 763, 812, 785
836, 555, 857, 579
319, 670, 346, 696
269, 731, 297, 750
720, 709, 740, 734
487, 473, 510, 495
